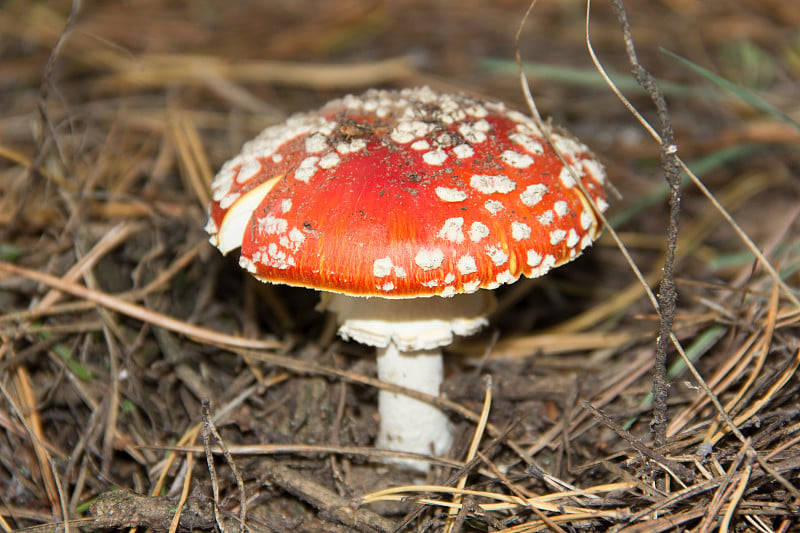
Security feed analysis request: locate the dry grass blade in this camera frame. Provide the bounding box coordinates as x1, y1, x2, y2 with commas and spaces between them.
0, 239, 207, 328
32, 223, 142, 306
5, 367, 59, 510
150, 424, 202, 499
363, 482, 635, 512
666, 328, 759, 438
170, 112, 212, 207
696, 449, 745, 533
718, 454, 753, 533
710, 343, 800, 447
167, 449, 193, 533
672, 332, 800, 501
445, 376, 492, 532
703, 285, 779, 445
147, 442, 464, 469
680, 160, 800, 308
469, 330, 635, 359
18, 223, 142, 313
0, 260, 281, 350
94, 54, 418, 92
478, 451, 568, 533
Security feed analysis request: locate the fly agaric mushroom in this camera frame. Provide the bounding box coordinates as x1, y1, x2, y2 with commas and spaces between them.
206, 87, 608, 470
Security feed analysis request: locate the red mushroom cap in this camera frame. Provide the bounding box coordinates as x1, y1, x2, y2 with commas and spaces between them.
207, 87, 608, 298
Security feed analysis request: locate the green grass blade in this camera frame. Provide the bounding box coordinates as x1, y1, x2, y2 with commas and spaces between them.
607, 143, 768, 228
661, 48, 800, 131
479, 58, 712, 99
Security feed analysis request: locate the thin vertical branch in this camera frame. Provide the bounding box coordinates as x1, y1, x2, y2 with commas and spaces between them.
202, 400, 247, 533
609, 0, 682, 448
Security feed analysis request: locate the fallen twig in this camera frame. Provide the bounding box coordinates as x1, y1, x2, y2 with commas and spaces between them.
260, 459, 397, 533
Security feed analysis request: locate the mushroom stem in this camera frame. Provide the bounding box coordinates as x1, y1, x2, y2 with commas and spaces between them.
322, 291, 495, 471
375, 341, 452, 470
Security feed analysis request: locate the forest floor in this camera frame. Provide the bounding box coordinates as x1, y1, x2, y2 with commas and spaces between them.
1, 0, 799, 531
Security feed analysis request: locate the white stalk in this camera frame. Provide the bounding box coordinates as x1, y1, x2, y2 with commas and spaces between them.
323, 291, 494, 471
375, 342, 452, 470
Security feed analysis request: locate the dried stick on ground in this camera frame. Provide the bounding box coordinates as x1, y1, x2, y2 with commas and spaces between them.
15, 491, 239, 533
610, 0, 682, 449
259, 460, 397, 533
202, 400, 247, 533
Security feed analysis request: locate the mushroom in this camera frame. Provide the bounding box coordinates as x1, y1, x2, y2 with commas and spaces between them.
206, 87, 608, 470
